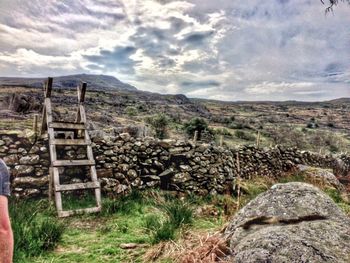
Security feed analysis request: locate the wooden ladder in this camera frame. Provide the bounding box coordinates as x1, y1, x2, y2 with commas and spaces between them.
40, 77, 102, 217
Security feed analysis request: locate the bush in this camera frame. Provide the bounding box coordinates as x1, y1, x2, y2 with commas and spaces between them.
234, 130, 255, 141
184, 118, 209, 139
215, 128, 232, 137
145, 113, 170, 139
9, 200, 64, 261
125, 106, 138, 117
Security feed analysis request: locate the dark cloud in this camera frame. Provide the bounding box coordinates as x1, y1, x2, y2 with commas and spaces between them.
183, 31, 214, 45
181, 80, 221, 88
84, 46, 137, 74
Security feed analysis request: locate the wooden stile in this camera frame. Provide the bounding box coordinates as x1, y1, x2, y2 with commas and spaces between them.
41, 77, 101, 217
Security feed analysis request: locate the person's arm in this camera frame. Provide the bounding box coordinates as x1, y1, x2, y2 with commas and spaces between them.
0, 195, 13, 263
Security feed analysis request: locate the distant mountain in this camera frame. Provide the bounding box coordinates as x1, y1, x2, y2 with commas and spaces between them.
0, 74, 137, 91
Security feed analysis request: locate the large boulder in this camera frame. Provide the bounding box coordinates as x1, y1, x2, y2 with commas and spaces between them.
225, 182, 350, 263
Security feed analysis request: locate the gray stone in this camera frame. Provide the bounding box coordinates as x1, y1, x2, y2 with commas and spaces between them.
225, 182, 350, 263
13, 176, 48, 187
127, 169, 138, 179
14, 165, 35, 176
3, 154, 18, 165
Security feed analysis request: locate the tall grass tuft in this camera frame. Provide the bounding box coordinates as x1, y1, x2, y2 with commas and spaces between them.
150, 200, 193, 244
164, 200, 193, 228
9, 199, 64, 262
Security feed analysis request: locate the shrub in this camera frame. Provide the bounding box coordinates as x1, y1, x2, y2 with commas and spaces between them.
125, 106, 138, 117
215, 128, 232, 137
184, 117, 209, 139
145, 113, 170, 139
234, 130, 255, 141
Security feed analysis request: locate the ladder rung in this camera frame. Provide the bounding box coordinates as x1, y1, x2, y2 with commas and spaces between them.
51, 139, 91, 146
53, 160, 95, 167
58, 206, 101, 218
55, 181, 100, 192
50, 122, 85, 130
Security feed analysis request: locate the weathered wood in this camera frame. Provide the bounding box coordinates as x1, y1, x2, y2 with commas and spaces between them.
79, 105, 86, 123
52, 167, 63, 212
256, 130, 261, 148
49, 122, 85, 130
48, 167, 53, 202
58, 206, 101, 218
78, 82, 87, 102
40, 105, 47, 135
33, 114, 38, 134
193, 130, 198, 143
41, 77, 101, 217
52, 160, 95, 167
45, 77, 53, 98
56, 181, 100, 192
50, 139, 90, 146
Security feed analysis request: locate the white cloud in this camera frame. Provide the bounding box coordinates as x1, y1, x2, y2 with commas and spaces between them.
0, 0, 349, 100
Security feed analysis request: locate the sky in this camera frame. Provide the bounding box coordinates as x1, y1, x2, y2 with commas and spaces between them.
0, 0, 349, 101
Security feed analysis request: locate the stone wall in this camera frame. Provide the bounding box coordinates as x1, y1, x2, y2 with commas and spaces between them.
0, 133, 349, 198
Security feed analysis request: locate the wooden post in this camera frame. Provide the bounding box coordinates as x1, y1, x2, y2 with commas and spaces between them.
40, 77, 53, 135
33, 114, 38, 134
220, 135, 224, 147
256, 130, 261, 148
236, 152, 241, 211
48, 167, 53, 203
193, 130, 198, 143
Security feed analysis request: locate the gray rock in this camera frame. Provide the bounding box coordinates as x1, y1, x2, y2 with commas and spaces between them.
14, 165, 35, 176
3, 154, 18, 165
225, 182, 350, 263
297, 165, 343, 190
19, 155, 40, 165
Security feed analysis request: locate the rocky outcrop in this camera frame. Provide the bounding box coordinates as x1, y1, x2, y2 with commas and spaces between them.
225, 182, 350, 263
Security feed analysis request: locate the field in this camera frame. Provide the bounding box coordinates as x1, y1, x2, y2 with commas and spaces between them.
10, 172, 350, 263
1, 86, 350, 154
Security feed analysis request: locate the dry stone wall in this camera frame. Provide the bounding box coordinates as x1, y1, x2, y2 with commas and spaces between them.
0, 132, 349, 198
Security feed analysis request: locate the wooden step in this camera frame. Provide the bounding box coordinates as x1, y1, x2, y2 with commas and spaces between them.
49, 122, 85, 131
52, 160, 95, 167
58, 206, 101, 218
55, 181, 100, 192
50, 139, 91, 146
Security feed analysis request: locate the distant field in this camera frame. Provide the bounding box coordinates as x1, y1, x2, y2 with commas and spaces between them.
1, 86, 350, 154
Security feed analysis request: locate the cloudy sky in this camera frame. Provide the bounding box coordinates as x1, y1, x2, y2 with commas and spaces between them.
0, 0, 349, 101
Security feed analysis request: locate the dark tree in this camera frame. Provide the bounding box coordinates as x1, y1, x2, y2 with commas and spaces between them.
321, 0, 350, 12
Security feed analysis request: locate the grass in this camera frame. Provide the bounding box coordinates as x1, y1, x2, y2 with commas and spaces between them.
9, 199, 64, 262
10, 175, 350, 262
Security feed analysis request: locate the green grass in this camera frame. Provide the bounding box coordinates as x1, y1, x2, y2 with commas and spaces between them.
11, 178, 350, 262
9, 199, 64, 262
13, 191, 226, 262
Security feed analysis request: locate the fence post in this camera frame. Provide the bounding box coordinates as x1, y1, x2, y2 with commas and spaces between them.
193, 130, 198, 143
256, 130, 261, 148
